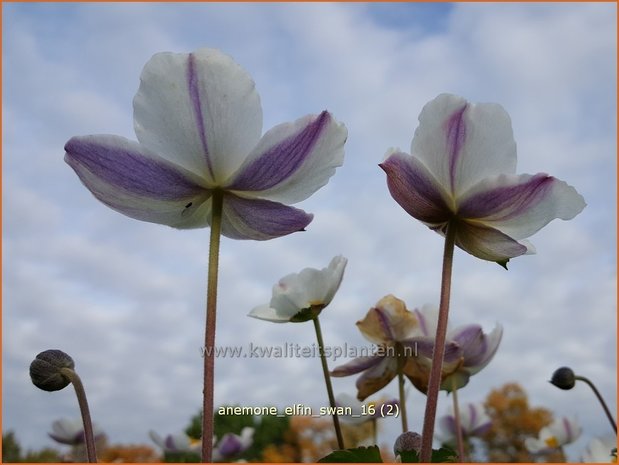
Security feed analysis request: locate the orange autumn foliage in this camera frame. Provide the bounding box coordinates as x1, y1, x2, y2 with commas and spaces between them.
482, 382, 566, 463
99, 444, 161, 463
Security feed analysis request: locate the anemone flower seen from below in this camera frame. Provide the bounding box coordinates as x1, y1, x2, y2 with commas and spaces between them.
379, 93, 585, 461
331, 295, 462, 433
380, 93, 586, 267
249, 256, 348, 449
411, 305, 503, 393
249, 255, 347, 323
65, 48, 347, 462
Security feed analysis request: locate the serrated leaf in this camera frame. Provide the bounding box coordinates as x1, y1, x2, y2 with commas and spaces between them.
318, 445, 383, 463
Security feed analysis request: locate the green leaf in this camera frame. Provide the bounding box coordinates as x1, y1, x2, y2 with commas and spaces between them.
399, 446, 457, 463
497, 259, 509, 270
318, 445, 383, 463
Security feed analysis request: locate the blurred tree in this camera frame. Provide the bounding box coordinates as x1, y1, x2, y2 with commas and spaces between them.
3, 431, 22, 462
2, 431, 62, 463
481, 382, 565, 462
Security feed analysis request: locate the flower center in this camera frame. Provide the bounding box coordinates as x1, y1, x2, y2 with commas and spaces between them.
544, 436, 559, 448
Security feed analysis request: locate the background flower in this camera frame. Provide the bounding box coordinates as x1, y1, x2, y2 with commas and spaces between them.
48, 418, 104, 446
437, 402, 492, 445
525, 416, 582, 454
149, 430, 201, 454
248, 255, 347, 323
213, 426, 254, 462
581, 436, 617, 463
331, 296, 462, 400
411, 305, 503, 392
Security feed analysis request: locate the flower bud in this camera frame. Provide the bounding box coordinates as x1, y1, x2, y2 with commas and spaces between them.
550, 367, 576, 390
393, 431, 422, 457
30, 350, 75, 392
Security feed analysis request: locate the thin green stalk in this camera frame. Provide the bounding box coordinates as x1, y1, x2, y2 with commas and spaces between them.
575, 375, 617, 433
202, 191, 224, 462
420, 221, 457, 462
59, 368, 97, 463
451, 378, 466, 462
396, 344, 409, 433
313, 316, 345, 450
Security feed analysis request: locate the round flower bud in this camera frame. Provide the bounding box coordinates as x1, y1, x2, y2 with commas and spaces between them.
30, 350, 75, 392
393, 431, 422, 457
550, 366, 576, 390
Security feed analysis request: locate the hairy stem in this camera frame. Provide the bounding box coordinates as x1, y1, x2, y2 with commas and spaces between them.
420, 221, 457, 462
202, 191, 224, 462
313, 316, 345, 449
60, 368, 97, 463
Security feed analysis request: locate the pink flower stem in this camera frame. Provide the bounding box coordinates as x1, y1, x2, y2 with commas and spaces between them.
202, 190, 224, 462
59, 368, 97, 462
451, 378, 466, 462
419, 221, 457, 462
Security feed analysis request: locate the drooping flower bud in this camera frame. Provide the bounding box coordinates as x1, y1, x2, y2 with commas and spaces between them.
550, 367, 576, 390
393, 431, 422, 457
30, 350, 75, 391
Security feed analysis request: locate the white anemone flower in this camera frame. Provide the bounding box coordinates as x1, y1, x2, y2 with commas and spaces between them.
248, 255, 347, 323
65, 48, 347, 240
149, 430, 201, 454
581, 436, 617, 463
525, 416, 581, 454
48, 418, 104, 446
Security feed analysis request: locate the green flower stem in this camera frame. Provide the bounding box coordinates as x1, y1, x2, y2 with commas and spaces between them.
396, 345, 409, 433
575, 375, 617, 433
59, 368, 97, 463
451, 378, 466, 462
420, 221, 457, 462
202, 191, 224, 463
313, 315, 345, 450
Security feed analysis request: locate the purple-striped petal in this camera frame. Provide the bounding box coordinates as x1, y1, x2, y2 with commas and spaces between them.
410, 94, 517, 197
449, 325, 485, 366
413, 304, 439, 337
459, 173, 586, 240
65, 135, 213, 228
227, 111, 346, 204
331, 355, 384, 377
220, 194, 313, 240
380, 151, 453, 227
355, 356, 398, 401
454, 221, 529, 264
133, 49, 262, 183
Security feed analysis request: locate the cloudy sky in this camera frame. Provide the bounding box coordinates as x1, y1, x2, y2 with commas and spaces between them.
3, 2, 616, 460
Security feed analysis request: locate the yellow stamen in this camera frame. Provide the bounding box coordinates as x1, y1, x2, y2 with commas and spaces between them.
544, 436, 559, 448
